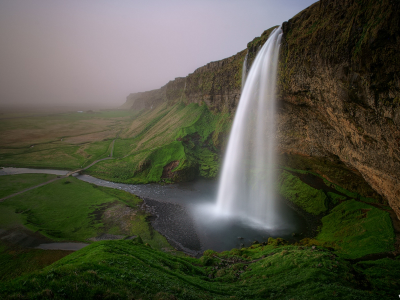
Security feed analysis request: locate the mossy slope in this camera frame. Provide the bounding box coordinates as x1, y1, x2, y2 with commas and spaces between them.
1, 239, 399, 299
86, 102, 230, 184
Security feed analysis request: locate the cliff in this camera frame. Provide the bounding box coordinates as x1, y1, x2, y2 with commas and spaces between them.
121, 0, 400, 219
277, 0, 400, 219
124, 50, 246, 113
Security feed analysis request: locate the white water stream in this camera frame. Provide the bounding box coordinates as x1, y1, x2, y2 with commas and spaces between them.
216, 26, 283, 228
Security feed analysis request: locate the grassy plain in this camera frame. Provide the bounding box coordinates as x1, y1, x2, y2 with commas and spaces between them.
0, 176, 170, 248
0, 174, 57, 198
0, 110, 134, 170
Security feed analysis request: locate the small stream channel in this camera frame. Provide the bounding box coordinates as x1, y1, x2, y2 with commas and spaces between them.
0, 167, 308, 255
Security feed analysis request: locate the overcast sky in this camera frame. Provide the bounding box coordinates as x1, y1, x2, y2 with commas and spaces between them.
0, 0, 317, 107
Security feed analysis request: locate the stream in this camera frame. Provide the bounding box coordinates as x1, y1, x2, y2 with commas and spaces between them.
0, 167, 308, 255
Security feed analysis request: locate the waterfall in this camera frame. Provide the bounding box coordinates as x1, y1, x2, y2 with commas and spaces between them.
216, 26, 282, 228
241, 52, 248, 91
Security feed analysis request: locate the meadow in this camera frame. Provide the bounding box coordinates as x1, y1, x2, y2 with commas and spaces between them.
0, 174, 172, 282
0, 110, 134, 170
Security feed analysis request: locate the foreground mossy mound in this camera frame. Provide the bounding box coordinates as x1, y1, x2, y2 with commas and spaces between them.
1, 239, 399, 299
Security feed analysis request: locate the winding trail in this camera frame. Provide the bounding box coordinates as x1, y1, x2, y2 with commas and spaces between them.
0, 139, 116, 202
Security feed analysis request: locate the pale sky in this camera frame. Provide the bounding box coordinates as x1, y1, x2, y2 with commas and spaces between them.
0, 0, 317, 107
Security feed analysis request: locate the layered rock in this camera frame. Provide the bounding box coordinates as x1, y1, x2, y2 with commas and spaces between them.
277, 0, 400, 219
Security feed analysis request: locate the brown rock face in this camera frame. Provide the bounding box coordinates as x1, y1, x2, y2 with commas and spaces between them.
277, 0, 400, 219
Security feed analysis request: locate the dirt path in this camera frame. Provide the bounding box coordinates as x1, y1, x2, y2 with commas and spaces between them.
0, 177, 63, 202
0, 139, 116, 202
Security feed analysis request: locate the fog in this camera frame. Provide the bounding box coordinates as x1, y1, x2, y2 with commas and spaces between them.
0, 0, 316, 108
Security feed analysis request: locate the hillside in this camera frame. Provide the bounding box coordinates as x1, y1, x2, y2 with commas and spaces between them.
1, 238, 399, 299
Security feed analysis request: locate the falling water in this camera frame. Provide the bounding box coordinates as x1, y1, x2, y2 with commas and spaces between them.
216, 26, 283, 228
241, 52, 248, 91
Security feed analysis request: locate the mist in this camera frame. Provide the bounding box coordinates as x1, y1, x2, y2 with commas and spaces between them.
0, 0, 317, 108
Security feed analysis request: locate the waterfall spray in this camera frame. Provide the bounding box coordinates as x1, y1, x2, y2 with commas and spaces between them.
216, 26, 282, 228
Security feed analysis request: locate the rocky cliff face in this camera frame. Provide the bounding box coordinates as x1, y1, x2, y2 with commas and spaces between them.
277, 0, 400, 219
125, 50, 246, 113
123, 0, 400, 219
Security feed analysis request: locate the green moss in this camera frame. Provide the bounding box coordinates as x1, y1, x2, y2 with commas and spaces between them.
327, 192, 347, 205
1, 241, 391, 299
277, 170, 328, 215
316, 200, 395, 259
87, 102, 230, 183
354, 258, 400, 298
145, 141, 186, 182
0, 244, 72, 282
279, 153, 384, 204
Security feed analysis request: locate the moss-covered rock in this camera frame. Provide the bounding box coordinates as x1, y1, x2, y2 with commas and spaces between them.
277, 170, 328, 215
316, 200, 395, 259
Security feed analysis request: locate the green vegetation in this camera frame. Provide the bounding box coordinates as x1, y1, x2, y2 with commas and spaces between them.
0, 174, 57, 198
0, 245, 72, 282
277, 170, 327, 215
86, 102, 230, 183
0, 239, 398, 299
316, 200, 395, 259
277, 167, 395, 259
0, 110, 133, 170
0, 176, 170, 249
354, 258, 400, 297
279, 153, 384, 203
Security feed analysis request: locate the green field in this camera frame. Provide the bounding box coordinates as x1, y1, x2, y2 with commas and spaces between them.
0, 110, 135, 170
0, 175, 170, 249
0, 173, 173, 284
0, 174, 58, 198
